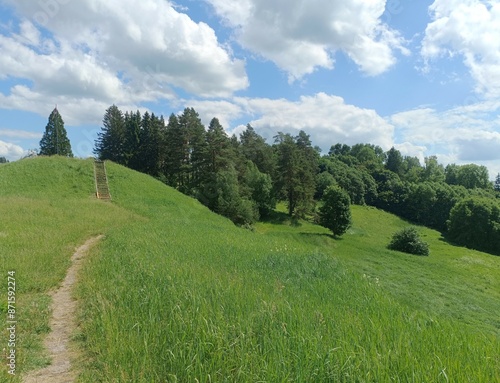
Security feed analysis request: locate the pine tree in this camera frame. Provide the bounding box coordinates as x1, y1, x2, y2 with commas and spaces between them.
240, 124, 274, 175
123, 110, 142, 169
39, 107, 73, 157
136, 112, 166, 177
164, 113, 185, 188
274, 131, 318, 217
274, 133, 301, 216
295, 130, 318, 217
94, 105, 125, 163
206, 117, 232, 173
178, 108, 207, 194
198, 118, 234, 210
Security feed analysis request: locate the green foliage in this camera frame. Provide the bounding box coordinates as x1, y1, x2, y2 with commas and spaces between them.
274, 132, 317, 217
163, 113, 184, 187
0, 156, 8, 163
495, 173, 500, 193
240, 124, 275, 175
92, 105, 500, 255
456, 164, 491, 190
447, 163, 491, 190
422, 156, 445, 183
319, 157, 376, 205
245, 161, 275, 217
386, 147, 404, 176
318, 186, 352, 237
94, 105, 126, 163
315, 171, 336, 199
135, 112, 165, 177
215, 165, 258, 225
39, 108, 73, 157
447, 197, 500, 255
388, 226, 430, 256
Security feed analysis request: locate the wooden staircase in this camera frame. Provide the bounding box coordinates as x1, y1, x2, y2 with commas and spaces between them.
94, 160, 111, 200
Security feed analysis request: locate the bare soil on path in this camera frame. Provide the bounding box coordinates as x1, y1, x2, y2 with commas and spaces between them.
23, 235, 103, 383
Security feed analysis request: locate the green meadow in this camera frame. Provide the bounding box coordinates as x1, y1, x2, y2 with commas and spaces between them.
1, 157, 499, 382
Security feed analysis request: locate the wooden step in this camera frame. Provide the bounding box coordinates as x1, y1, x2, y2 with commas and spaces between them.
94, 160, 112, 200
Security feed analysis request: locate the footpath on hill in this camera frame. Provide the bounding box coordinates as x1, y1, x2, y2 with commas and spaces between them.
23, 236, 103, 383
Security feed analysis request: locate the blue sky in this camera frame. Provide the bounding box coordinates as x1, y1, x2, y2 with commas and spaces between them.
1, 0, 500, 177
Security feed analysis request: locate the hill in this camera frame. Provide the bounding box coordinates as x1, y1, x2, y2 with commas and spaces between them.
1, 157, 499, 382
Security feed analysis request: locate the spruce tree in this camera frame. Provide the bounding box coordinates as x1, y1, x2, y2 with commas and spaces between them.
135, 112, 165, 177
199, 118, 233, 211
94, 105, 125, 163
179, 108, 207, 194
164, 113, 185, 188
123, 110, 142, 169
39, 107, 73, 157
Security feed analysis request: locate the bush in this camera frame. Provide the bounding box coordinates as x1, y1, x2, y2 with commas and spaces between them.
388, 227, 429, 256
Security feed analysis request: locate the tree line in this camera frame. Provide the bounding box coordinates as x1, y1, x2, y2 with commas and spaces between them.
85, 105, 499, 255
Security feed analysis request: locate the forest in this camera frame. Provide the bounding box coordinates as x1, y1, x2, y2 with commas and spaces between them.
92, 105, 500, 256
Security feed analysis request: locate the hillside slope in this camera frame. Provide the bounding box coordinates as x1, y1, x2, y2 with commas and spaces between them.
1, 157, 499, 382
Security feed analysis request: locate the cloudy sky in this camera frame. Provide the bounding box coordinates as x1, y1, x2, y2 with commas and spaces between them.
1, 0, 500, 177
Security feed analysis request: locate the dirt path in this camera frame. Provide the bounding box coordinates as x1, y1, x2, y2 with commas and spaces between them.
23, 235, 103, 383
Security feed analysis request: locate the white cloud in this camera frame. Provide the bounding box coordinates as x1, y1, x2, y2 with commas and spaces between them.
181, 100, 244, 131
0, 85, 151, 127
191, 93, 395, 150
0, 0, 248, 125
0, 140, 25, 161
206, 0, 408, 80
394, 142, 427, 164
389, 100, 500, 175
422, 0, 500, 98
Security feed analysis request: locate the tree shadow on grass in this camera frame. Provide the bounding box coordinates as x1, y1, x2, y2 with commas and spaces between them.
260, 210, 302, 227
299, 232, 340, 241
438, 235, 500, 256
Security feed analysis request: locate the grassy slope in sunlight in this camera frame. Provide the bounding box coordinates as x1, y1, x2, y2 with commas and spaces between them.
1, 157, 499, 382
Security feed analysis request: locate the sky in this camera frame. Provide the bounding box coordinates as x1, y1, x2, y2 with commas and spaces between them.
1, 0, 500, 178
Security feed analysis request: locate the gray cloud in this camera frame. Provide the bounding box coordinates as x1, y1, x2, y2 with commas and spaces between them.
456, 133, 500, 162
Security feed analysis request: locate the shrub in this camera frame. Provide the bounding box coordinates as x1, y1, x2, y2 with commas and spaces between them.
388, 227, 429, 256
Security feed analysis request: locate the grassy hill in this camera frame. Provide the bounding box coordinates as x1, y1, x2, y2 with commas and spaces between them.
1, 156, 499, 382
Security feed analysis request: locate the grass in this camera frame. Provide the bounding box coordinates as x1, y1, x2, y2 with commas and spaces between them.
1, 157, 499, 382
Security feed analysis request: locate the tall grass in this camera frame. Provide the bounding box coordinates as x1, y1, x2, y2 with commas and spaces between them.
1, 158, 499, 382
77, 162, 499, 382
0, 157, 135, 381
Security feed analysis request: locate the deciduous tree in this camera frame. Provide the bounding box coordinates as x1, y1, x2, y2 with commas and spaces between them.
318, 185, 352, 237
